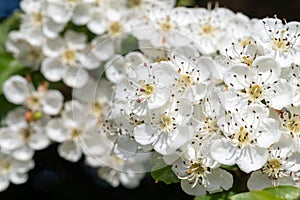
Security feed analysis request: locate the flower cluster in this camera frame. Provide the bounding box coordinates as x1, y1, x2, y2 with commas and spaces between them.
1, 0, 300, 197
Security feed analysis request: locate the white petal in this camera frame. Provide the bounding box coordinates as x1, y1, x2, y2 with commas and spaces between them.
46, 119, 69, 142
247, 171, 271, 190
253, 56, 281, 84
237, 147, 268, 173
256, 119, 281, 148
133, 124, 157, 145
265, 81, 293, 110
41, 58, 64, 82
72, 3, 93, 25
5, 107, 27, 126
12, 145, 34, 161
58, 141, 82, 162
43, 37, 64, 57
92, 36, 115, 61
9, 173, 28, 184
114, 136, 138, 159
0, 128, 24, 151
63, 67, 89, 88
64, 30, 87, 50
224, 65, 252, 90
181, 180, 207, 196
28, 131, 50, 150
41, 90, 64, 115
0, 174, 9, 192
43, 18, 65, 39
3, 75, 30, 104
206, 168, 233, 191
45, 1, 73, 24
210, 139, 237, 165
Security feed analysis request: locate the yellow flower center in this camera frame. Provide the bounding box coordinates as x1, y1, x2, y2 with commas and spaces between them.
242, 56, 254, 68
21, 128, 32, 140
160, 114, 173, 132
262, 157, 283, 179
71, 128, 81, 139
232, 127, 251, 148
127, 0, 142, 8
201, 23, 217, 35
142, 84, 155, 97
31, 12, 43, 24
0, 160, 11, 173
159, 16, 175, 32
247, 84, 263, 101
272, 30, 290, 52
108, 22, 123, 36
63, 49, 77, 65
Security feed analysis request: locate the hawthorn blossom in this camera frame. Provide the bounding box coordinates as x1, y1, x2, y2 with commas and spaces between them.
41, 30, 89, 88
212, 104, 281, 173
0, 151, 34, 192
0, 107, 50, 161
3, 75, 63, 115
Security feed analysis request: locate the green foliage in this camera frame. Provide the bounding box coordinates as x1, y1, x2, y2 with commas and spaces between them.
195, 191, 236, 200
121, 34, 139, 55
150, 153, 180, 185
231, 186, 300, 200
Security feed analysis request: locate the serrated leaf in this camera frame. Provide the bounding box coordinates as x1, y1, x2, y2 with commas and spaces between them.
195, 191, 236, 200
150, 153, 180, 185
264, 186, 300, 200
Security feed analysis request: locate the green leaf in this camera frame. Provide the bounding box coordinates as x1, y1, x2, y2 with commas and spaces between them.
264, 186, 300, 200
195, 191, 236, 200
150, 153, 180, 185
120, 35, 139, 55
231, 191, 282, 200
0, 53, 24, 95
231, 186, 300, 200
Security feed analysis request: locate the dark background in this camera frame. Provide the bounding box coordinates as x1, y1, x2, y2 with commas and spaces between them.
0, 0, 299, 199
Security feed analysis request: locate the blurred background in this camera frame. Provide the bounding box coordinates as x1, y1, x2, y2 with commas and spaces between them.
0, 0, 299, 199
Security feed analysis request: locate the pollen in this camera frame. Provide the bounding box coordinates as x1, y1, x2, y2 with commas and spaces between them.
142, 84, 154, 97
127, 0, 142, 8
108, 21, 123, 36
71, 128, 81, 139
91, 101, 103, 116
21, 128, 32, 140
247, 84, 263, 101
0, 160, 11, 173
159, 15, 175, 32
233, 126, 251, 148
160, 114, 173, 132
63, 49, 77, 65
31, 12, 43, 25
201, 23, 217, 35
242, 56, 254, 68
262, 157, 283, 178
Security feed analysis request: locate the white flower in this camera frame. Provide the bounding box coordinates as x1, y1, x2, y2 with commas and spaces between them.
187, 7, 235, 55
3, 75, 63, 115
104, 52, 148, 84
132, 6, 192, 48
73, 77, 113, 121
83, 132, 147, 189
6, 31, 44, 68
46, 100, 99, 162
247, 135, 300, 190
170, 45, 211, 103
0, 151, 34, 192
212, 104, 281, 173
279, 105, 300, 144
0, 107, 50, 161
252, 17, 300, 67
165, 146, 233, 196
133, 97, 194, 155
41, 30, 89, 88
114, 61, 176, 115
281, 64, 300, 106
45, 0, 93, 25
223, 56, 293, 110
20, 0, 65, 45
